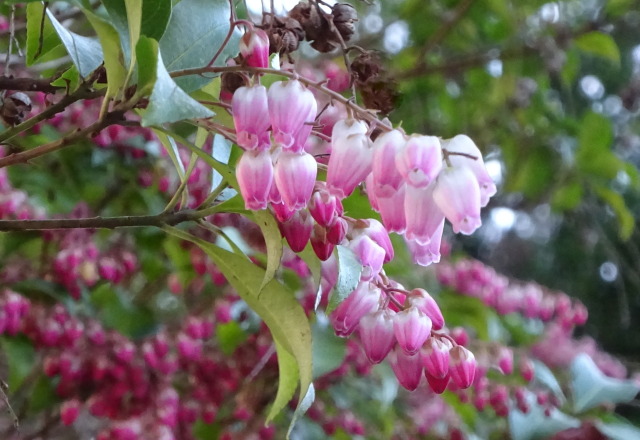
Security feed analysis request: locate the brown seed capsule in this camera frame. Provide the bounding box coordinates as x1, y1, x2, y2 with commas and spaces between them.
0, 91, 32, 126
350, 52, 383, 84
332, 3, 358, 42
262, 14, 304, 55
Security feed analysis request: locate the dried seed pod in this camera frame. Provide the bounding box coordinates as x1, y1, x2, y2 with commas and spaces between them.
358, 78, 400, 115
0, 92, 32, 127
332, 3, 358, 42
262, 15, 305, 55
351, 52, 383, 83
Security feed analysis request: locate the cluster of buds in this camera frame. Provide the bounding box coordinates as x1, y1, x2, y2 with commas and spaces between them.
436, 258, 588, 326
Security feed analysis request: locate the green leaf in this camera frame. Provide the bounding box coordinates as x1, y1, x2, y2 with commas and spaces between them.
50, 65, 80, 91
532, 360, 565, 401
298, 244, 323, 309
574, 31, 620, 65
26, 3, 61, 65
594, 185, 635, 240
45, 9, 104, 78
252, 210, 283, 293
327, 245, 362, 315
215, 322, 248, 355
103, 0, 132, 63
84, 10, 126, 99
1, 337, 35, 390
134, 36, 159, 97
124, 0, 142, 64
140, 51, 214, 126
551, 181, 583, 211
312, 322, 346, 378
578, 112, 613, 159
267, 340, 299, 423
141, 0, 172, 41
163, 227, 313, 427
570, 353, 640, 412
90, 284, 156, 338
159, 0, 241, 92
596, 421, 640, 440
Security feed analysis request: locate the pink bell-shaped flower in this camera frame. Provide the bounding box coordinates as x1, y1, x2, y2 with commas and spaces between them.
330, 282, 380, 337
422, 337, 450, 379
332, 118, 368, 140
348, 235, 385, 281
371, 129, 406, 197
279, 209, 313, 252
408, 288, 445, 330
376, 184, 406, 234
327, 216, 348, 245
365, 173, 379, 211
232, 85, 271, 151
406, 219, 445, 266
393, 306, 432, 355
268, 80, 317, 152
358, 309, 396, 364
326, 132, 373, 199
404, 183, 446, 244
395, 135, 442, 188
433, 166, 482, 235
358, 219, 394, 263
449, 345, 477, 389
443, 135, 496, 207
496, 346, 514, 375
389, 346, 423, 391
236, 150, 273, 210
274, 151, 317, 211
239, 27, 270, 68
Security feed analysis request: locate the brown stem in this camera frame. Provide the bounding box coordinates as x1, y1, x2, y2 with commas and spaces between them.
0, 76, 63, 94
0, 209, 206, 231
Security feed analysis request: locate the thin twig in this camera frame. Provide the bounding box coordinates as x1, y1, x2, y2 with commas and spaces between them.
206, 0, 238, 67
0, 380, 18, 430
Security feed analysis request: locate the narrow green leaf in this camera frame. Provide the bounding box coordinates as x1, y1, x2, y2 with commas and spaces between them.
327, 245, 362, 314
551, 181, 583, 211
26, 3, 61, 65
84, 10, 126, 99
159, 0, 241, 92
216, 322, 248, 355
1, 337, 36, 390
574, 31, 621, 64
103, 0, 131, 63
124, 0, 142, 66
594, 186, 635, 240
163, 227, 313, 418
288, 384, 315, 439
45, 9, 103, 78
578, 112, 613, 158
140, 52, 214, 126
134, 36, 159, 97
532, 360, 565, 401
141, 0, 172, 41
253, 210, 283, 293
266, 340, 299, 423
50, 65, 80, 91
596, 421, 640, 440
298, 244, 323, 309
571, 353, 640, 412
311, 322, 346, 378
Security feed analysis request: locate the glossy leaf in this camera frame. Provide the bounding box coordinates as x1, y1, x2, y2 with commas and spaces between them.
141, 0, 172, 41
509, 390, 580, 440
134, 36, 159, 97
84, 10, 126, 99
267, 340, 299, 423
570, 353, 640, 412
533, 360, 565, 401
252, 210, 283, 293
596, 420, 640, 440
327, 245, 363, 315
26, 3, 61, 65
140, 51, 214, 126
594, 185, 635, 240
46, 9, 103, 78
159, 0, 240, 92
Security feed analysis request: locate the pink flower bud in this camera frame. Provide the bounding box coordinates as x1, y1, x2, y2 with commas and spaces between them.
348, 235, 385, 281
393, 306, 432, 355
497, 347, 514, 375
449, 346, 476, 389
310, 225, 335, 261
61, 399, 81, 426
408, 288, 445, 330
404, 183, 446, 244
389, 346, 423, 391
330, 283, 380, 337
326, 217, 348, 244
326, 132, 373, 199
279, 210, 313, 252
371, 129, 406, 197
232, 85, 271, 151
443, 135, 496, 207
268, 80, 317, 152
433, 166, 482, 235
395, 135, 442, 188
520, 357, 535, 382
422, 337, 450, 379
236, 150, 274, 210
274, 151, 317, 211
451, 327, 469, 346
425, 372, 450, 394
358, 219, 394, 263
309, 186, 343, 227
358, 310, 396, 364
239, 28, 270, 68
